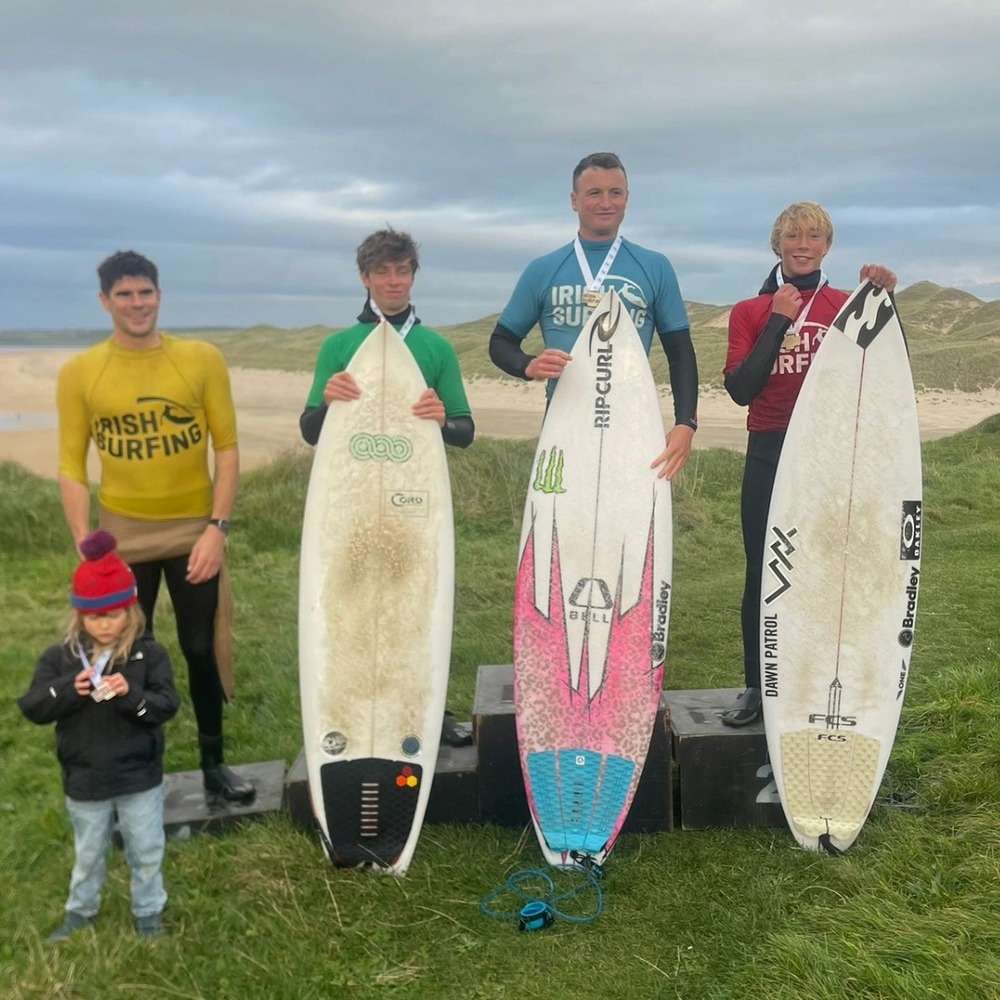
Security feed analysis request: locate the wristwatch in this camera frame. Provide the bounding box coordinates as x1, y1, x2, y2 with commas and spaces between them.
208, 518, 231, 536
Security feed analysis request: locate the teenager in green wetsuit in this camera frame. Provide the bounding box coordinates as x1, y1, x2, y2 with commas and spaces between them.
300, 229, 473, 449
300, 228, 475, 747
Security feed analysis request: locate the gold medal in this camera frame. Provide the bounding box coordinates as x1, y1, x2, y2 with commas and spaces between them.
582, 289, 603, 308
781, 334, 801, 352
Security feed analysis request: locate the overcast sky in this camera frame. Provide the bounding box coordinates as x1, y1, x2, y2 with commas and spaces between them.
2, 0, 998, 331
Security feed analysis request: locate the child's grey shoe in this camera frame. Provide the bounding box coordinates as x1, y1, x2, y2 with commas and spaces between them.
135, 913, 165, 938
46, 911, 93, 941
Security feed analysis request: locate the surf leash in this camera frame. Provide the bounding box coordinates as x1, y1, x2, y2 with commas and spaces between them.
818, 833, 846, 857
479, 859, 604, 931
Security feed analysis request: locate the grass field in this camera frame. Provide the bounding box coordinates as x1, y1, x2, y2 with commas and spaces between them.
2, 416, 1000, 999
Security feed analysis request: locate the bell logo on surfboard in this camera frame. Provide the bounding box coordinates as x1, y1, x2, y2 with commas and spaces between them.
568, 577, 613, 623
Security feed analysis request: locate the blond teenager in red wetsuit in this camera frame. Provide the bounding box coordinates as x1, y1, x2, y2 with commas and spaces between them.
721, 202, 896, 726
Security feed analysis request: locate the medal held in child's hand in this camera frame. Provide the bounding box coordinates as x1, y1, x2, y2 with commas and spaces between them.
91, 679, 117, 702
83, 648, 114, 700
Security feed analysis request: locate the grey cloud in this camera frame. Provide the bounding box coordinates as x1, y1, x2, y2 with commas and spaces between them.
1, 0, 998, 327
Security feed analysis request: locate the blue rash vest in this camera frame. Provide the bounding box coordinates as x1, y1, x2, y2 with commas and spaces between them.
498, 235, 689, 353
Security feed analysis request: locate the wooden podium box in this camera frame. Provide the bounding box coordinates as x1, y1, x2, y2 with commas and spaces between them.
666, 688, 785, 830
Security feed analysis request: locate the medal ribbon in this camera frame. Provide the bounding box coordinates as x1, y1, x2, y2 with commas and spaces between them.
370, 300, 416, 341
81, 648, 113, 686
574, 235, 622, 296
776, 269, 829, 341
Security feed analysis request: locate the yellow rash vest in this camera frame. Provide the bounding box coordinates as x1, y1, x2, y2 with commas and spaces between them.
58, 335, 238, 519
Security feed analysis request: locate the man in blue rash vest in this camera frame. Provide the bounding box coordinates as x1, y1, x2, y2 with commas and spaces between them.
489, 152, 699, 480
300, 228, 475, 747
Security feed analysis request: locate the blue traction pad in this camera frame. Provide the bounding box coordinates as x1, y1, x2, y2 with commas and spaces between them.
527, 749, 635, 854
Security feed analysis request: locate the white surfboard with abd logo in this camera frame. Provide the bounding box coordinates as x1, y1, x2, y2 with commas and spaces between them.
298, 321, 453, 874
761, 282, 922, 854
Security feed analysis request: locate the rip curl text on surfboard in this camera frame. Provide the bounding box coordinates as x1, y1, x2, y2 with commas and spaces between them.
594, 345, 613, 428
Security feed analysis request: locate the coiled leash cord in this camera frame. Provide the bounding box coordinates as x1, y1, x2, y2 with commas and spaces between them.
479, 858, 604, 931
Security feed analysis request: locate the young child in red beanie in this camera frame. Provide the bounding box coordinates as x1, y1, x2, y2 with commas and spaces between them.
18, 530, 180, 941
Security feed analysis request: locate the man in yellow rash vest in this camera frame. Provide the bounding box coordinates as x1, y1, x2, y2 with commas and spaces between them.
57, 250, 253, 803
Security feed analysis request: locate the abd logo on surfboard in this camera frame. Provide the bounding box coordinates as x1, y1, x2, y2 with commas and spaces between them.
349, 432, 413, 463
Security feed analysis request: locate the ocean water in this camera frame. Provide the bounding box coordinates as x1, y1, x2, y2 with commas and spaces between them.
0, 412, 56, 432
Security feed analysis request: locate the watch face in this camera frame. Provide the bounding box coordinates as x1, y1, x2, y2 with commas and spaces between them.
211, 519, 231, 535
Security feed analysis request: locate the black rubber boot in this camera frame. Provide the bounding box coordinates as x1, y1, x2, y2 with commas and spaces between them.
198, 733, 256, 803
441, 711, 473, 748
720, 687, 762, 727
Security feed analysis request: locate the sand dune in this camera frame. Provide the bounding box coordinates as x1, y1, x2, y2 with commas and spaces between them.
2, 349, 998, 482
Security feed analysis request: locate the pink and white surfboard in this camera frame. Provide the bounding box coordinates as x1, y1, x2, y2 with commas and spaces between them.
513, 289, 673, 867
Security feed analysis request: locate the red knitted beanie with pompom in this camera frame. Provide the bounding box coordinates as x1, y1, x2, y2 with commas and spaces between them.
71, 530, 138, 613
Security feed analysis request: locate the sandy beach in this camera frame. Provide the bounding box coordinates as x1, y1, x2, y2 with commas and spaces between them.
2, 348, 998, 481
